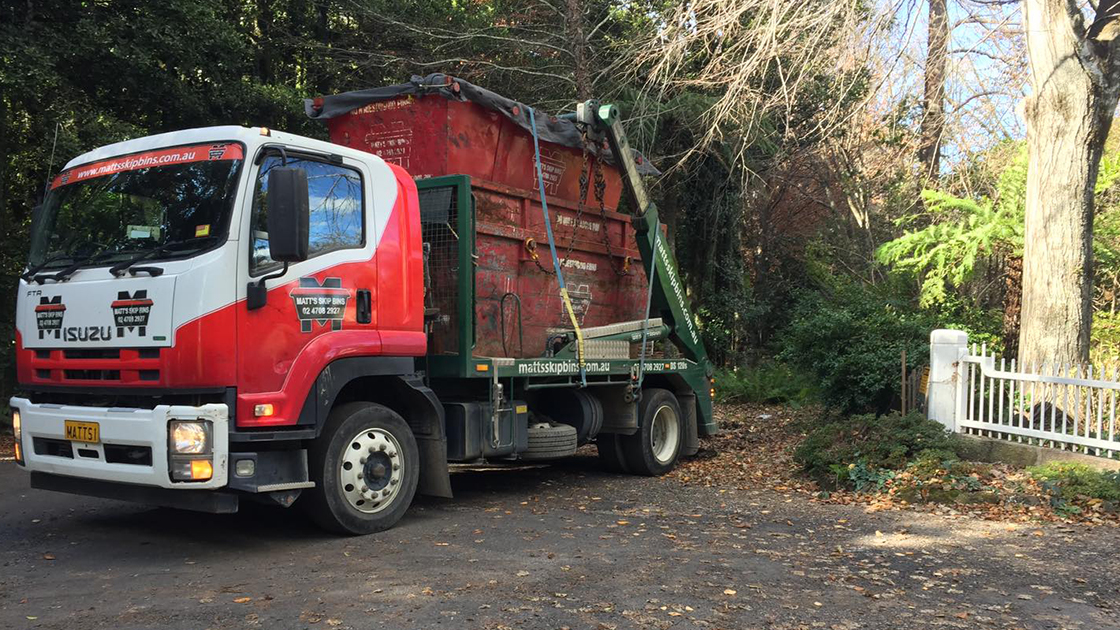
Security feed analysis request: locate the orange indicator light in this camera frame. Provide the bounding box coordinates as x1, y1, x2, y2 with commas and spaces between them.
191, 460, 213, 480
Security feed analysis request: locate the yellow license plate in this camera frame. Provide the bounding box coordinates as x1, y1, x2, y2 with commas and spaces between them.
65, 420, 100, 444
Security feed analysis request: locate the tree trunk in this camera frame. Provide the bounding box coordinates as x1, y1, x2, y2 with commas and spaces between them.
316, 1, 331, 94
256, 0, 275, 84
1002, 255, 1022, 358
918, 0, 948, 181
565, 0, 591, 100
1018, 0, 1120, 366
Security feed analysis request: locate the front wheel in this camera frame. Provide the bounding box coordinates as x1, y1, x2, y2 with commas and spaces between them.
304, 402, 419, 535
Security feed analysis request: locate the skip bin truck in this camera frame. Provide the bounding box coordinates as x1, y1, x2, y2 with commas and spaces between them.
10, 75, 716, 534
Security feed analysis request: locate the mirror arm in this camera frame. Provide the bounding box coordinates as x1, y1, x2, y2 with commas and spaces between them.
257, 261, 289, 288
246, 262, 289, 311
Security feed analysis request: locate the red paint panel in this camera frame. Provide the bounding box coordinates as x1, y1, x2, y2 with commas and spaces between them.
323, 91, 646, 360
53, 143, 244, 189
235, 166, 424, 428
325, 94, 625, 212
470, 180, 649, 359
380, 164, 425, 335
16, 306, 238, 389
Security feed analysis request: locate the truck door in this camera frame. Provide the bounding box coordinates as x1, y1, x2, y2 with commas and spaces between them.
235, 149, 378, 426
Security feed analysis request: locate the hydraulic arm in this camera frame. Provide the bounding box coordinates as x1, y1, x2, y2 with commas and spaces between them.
575, 101, 710, 368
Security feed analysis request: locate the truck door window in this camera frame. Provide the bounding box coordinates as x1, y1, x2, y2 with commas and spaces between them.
250, 155, 365, 274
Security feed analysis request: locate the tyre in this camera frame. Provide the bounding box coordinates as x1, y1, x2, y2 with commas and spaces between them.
621, 388, 682, 476
304, 402, 419, 535
522, 423, 578, 460
596, 433, 630, 473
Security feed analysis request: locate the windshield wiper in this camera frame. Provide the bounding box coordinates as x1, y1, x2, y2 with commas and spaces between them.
108, 237, 216, 278
33, 250, 121, 284
21, 253, 77, 282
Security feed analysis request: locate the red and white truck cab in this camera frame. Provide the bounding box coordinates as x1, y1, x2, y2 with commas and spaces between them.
11, 125, 446, 531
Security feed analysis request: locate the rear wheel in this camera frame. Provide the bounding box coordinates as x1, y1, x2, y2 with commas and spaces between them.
621, 388, 682, 476
305, 402, 419, 535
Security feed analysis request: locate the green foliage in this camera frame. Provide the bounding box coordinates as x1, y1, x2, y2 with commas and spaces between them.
1091, 311, 1120, 366
829, 459, 895, 493
881, 453, 1002, 504
876, 147, 1026, 307
793, 410, 959, 484
1029, 462, 1120, 503
878, 140, 1120, 314
935, 293, 1004, 350
778, 281, 938, 413
713, 364, 816, 406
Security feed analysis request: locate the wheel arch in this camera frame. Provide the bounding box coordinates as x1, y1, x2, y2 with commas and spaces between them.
302, 357, 452, 499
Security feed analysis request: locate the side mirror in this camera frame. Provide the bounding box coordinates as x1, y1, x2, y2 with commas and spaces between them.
266, 167, 310, 262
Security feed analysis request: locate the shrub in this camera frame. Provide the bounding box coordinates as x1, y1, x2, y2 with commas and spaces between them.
793, 410, 959, 485
1029, 462, 1120, 503
831, 459, 895, 493
713, 363, 816, 405
778, 283, 937, 413
889, 452, 995, 503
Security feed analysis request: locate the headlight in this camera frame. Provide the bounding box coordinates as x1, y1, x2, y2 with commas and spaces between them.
170, 420, 210, 454
12, 410, 20, 441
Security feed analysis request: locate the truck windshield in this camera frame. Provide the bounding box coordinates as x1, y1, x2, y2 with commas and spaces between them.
27, 142, 245, 270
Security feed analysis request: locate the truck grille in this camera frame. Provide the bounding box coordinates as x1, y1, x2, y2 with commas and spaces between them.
65, 369, 121, 381
28, 348, 162, 385
31, 438, 152, 466
63, 349, 120, 359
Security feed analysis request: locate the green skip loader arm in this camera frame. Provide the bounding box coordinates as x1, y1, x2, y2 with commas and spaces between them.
576, 101, 717, 434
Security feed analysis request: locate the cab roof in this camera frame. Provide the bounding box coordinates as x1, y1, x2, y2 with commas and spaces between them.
62, 126, 380, 171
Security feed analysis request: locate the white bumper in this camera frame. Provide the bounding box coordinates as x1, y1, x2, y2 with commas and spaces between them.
10, 397, 229, 489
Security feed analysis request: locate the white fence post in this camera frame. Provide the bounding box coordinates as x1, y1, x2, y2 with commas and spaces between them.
928, 329, 968, 431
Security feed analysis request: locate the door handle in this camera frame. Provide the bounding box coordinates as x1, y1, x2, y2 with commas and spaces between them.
356, 289, 371, 324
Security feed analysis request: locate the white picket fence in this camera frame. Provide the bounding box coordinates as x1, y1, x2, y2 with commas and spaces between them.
928, 329, 1120, 459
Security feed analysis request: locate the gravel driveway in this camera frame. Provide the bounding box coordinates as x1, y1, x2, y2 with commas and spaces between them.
0, 454, 1117, 629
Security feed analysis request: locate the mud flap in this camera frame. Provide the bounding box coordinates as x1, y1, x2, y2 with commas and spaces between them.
677, 392, 699, 457
395, 376, 453, 499
417, 434, 453, 498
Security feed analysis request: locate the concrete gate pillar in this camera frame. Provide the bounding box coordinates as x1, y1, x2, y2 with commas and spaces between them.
927, 329, 968, 431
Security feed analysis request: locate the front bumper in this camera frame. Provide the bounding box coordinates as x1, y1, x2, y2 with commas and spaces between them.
10, 397, 229, 490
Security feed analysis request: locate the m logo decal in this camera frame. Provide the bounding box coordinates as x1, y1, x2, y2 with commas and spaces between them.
111, 290, 154, 337
34, 296, 65, 339
289, 277, 351, 333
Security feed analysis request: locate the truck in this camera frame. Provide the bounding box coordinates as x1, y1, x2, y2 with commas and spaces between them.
10, 74, 716, 534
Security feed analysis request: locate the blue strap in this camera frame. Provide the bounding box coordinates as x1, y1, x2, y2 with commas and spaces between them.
528, 106, 586, 387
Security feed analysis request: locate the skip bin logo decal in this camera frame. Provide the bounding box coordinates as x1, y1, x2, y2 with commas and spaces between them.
111, 290, 154, 337
34, 296, 65, 339
290, 277, 351, 333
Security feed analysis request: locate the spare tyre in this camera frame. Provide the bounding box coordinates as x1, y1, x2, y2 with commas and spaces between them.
522, 422, 578, 460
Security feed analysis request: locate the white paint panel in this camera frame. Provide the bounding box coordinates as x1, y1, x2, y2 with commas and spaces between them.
21, 275, 176, 348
